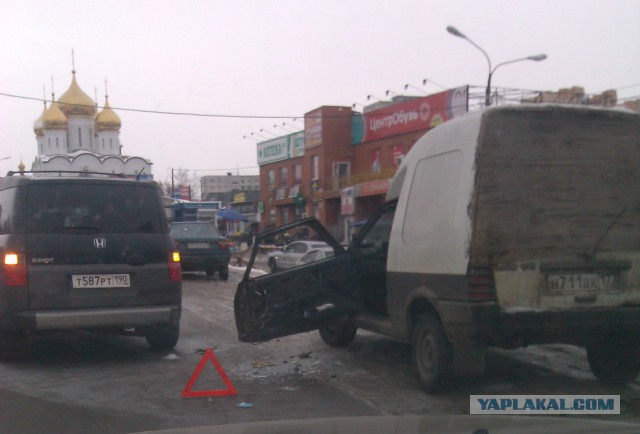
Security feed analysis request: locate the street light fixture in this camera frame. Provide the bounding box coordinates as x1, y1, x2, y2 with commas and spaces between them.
446, 25, 546, 107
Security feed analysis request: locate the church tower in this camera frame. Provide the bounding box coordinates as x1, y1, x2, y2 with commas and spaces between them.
56, 69, 97, 153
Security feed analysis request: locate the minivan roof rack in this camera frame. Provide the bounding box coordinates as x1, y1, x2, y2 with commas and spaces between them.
5, 170, 128, 178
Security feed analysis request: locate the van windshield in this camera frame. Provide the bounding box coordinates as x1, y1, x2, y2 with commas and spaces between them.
26, 183, 165, 234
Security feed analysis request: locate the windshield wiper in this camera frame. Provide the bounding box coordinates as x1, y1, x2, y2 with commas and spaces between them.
587, 208, 626, 257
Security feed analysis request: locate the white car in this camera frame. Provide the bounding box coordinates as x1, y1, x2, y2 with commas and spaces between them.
299, 247, 335, 265
267, 241, 329, 272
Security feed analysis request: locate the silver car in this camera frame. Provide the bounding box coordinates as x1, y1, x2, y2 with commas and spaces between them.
267, 241, 329, 272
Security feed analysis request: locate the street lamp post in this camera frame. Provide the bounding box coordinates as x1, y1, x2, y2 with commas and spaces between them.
446, 26, 546, 107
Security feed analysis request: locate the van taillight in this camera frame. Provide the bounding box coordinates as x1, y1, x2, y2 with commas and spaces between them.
468, 266, 496, 300
168, 251, 182, 282
3, 253, 27, 286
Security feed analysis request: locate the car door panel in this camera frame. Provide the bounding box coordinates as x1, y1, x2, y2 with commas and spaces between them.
234, 218, 358, 343
235, 253, 357, 342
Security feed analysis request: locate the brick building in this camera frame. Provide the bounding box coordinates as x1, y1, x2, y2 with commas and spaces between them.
257, 87, 470, 242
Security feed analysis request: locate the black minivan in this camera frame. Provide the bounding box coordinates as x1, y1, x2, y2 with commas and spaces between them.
0, 171, 182, 354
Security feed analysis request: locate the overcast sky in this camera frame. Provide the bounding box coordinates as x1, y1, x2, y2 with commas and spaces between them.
1, 0, 638, 183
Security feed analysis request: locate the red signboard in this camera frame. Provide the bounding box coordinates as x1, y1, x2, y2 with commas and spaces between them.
180, 186, 191, 201
361, 86, 468, 142
357, 179, 389, 197
390, 144, 404, 168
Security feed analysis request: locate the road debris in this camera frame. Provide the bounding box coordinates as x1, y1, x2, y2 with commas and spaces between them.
237, 402, 253, 408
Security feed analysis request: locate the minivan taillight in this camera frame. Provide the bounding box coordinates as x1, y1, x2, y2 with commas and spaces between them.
468, 266, 496, 300
3, 253, 27, 286
168, 251, 182, 282
217, 241, 233, 250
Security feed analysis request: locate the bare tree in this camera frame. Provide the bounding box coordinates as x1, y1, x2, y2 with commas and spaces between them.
159, 168, 201, 200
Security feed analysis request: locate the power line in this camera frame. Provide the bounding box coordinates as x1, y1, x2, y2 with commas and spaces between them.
0, 91, 302, 120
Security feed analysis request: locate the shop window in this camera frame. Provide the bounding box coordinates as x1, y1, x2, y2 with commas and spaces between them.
280, 167, 289, 187
370, 149, 382, 172
294, 164, 302, 185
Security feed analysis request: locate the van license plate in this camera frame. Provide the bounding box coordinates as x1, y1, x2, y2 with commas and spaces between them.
546, 273, 616, 291
72, 274, 131, 288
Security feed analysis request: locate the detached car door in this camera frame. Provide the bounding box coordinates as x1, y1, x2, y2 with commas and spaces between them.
234, 218, 359, 343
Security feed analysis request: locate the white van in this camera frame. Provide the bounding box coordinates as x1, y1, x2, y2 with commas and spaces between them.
234, 104, 640, 391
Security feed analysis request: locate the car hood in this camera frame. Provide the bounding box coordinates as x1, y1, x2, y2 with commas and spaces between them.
135, 415, 640, 434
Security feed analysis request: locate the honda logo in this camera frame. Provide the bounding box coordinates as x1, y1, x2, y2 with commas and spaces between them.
93, 238, 107, 249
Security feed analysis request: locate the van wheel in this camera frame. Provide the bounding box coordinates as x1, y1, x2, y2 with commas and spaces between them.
319, 318, 357, 347
412, 315, 453, 393
219, 268, 229, 281
587, 335, 640, 386
145, 323, 180, 351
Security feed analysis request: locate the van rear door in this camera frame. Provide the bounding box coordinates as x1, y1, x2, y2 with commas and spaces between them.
234, 218, 357, 343
471, 107, 640, 311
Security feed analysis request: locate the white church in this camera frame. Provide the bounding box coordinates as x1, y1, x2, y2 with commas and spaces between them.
31, 68, 153, 179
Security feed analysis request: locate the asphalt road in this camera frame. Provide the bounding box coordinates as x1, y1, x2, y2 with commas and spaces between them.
2, 266, 640, 433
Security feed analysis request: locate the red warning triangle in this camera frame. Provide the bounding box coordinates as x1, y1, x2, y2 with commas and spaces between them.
182, 348, 238, 398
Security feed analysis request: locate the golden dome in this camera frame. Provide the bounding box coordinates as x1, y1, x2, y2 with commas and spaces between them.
42, 99, 68, 129
33, 103, 46, 136
57, 71, 96, 116
95, 96, 121, 131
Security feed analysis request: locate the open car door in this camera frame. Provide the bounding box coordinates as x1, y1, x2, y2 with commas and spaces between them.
234, 218, 359, 343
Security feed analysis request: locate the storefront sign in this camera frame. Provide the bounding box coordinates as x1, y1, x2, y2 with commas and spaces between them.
390, 144, 404, 168
352, 86, 469, 144
356, 179, 390, 197
341, 187, 355, 215
257, 131, 305, 165
305, 109, 323, 149
291, 131, 305, 157
257, 136, 289, 165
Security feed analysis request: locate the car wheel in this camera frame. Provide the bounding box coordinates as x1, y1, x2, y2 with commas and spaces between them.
319, 318, 357, 347
205, 268, 215, 277
145, 323, 180, 351
412, 315, 453, 393
587, 335, 640, 386
268, 258, 278, 273
219, 268, 229, 281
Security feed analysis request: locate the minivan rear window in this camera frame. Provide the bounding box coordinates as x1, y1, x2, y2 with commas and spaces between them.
26, 183, 165, 234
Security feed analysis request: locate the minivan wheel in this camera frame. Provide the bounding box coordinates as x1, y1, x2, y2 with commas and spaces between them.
219, 267, 229, 281
587, 335, 640, 386
319, 318, 357, 347
0, 329, 27, 360
145, 323, 180, 351
412, 315, 453, 393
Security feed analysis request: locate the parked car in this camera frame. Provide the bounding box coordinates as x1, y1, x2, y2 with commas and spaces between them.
235, 105, 640, 391
170, 221, 231, 280
0, 171, 182, 354
267, 240, 329, 272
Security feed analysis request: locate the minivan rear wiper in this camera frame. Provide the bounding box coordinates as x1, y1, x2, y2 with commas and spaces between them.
62, 225, 101, 233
